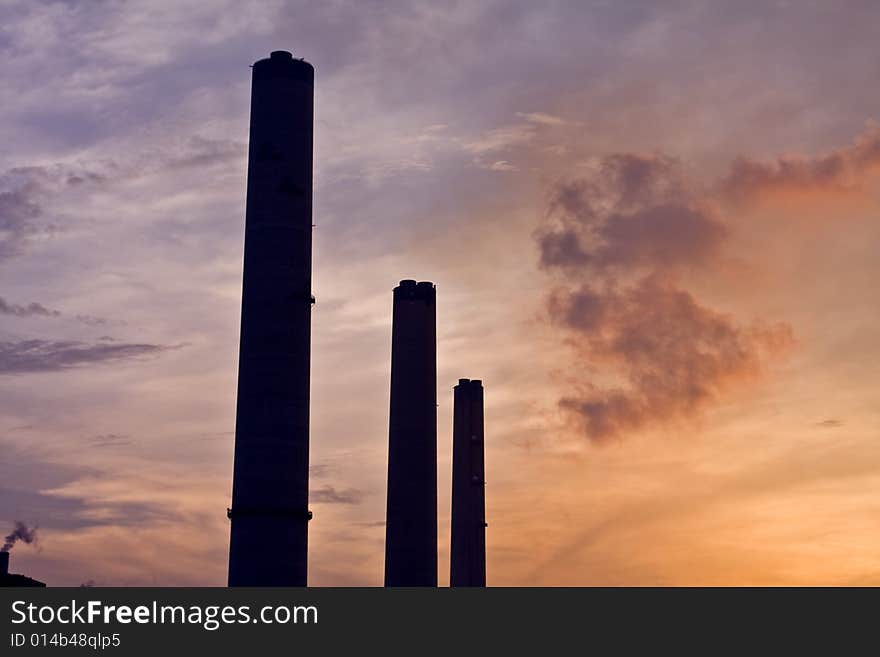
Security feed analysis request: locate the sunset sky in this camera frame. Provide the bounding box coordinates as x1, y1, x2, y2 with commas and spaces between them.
1, 0, 879, 586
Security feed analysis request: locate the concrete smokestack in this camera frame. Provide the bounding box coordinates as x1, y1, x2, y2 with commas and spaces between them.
450, 378, 487, 587
228, 51, 314, 587
384, 280, 437, 587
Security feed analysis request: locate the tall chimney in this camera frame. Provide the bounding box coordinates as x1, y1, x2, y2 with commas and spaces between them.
228, 51, 314, 587
384, 280, 438, 587
450, 378, 487, 587
0, 551, 8, 577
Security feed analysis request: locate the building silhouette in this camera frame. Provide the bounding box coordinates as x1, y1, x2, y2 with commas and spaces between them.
0, 552, 45, 588
450, 378, 487, 587
384, 280, 438, 587
228, 51, 314, 586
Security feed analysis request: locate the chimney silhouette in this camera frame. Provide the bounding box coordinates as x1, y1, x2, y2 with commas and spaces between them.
0, 551, 8, 577
450, 378, 487, 587
384, 280, 438, 586
228, 51, 314, 586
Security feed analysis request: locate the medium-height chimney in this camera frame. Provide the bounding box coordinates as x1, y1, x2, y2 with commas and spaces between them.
228, 51, 314, 586
450, 378, 487, 587
384, 280, 438, 587
0, 551, 8, 577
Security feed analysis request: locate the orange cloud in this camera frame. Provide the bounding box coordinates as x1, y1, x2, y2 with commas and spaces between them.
550, 276, 793, 441
538, 152, 793, 442
721, 123, 880, 204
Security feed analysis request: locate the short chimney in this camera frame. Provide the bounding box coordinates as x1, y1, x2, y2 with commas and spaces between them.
450, 378, 487, 587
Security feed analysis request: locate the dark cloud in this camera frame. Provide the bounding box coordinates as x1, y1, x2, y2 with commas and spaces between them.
721, 124, 880, 201
551, 276, 793, 441
0, 295, 111, 325
310, 485, 365, 505
538, 154, 726, 274
0, 339, 179, 374
0, 296, 60, 318
539, 153, 792, 442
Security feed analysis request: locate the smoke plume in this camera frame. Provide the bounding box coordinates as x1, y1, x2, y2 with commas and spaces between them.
2, 521, 38, 552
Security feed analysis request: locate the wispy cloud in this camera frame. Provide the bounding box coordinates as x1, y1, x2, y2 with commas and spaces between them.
0, 296, 114, 326
464, 124, 536, 155
0, 180, 44, 261
516, 111, 567, 126
0, 296, 60, 318
310, 485, 366, 505
89, 434, 133, 448
488, 160, 517, 172
0, 339, 181, 374
0, 164, 106, 262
